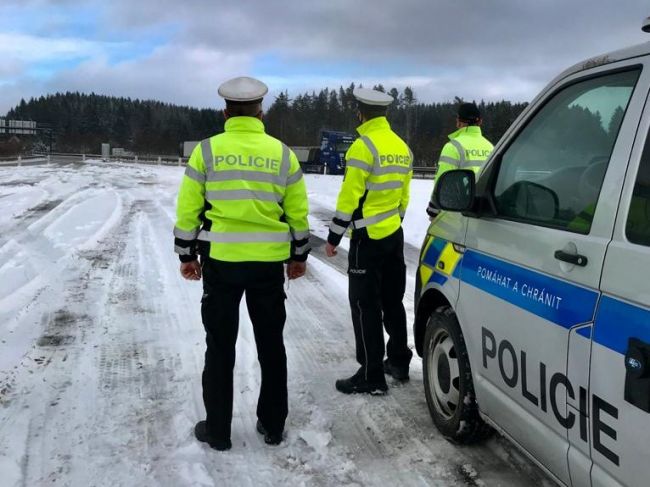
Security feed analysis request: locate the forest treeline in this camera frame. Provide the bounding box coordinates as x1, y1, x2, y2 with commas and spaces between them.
4, 85, 528, 164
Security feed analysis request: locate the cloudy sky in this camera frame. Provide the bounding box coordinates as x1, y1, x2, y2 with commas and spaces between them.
1, 0, 649, 114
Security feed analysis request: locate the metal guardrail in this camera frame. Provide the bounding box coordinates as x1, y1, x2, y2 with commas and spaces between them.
1, 152, 189, 167
301, 163, 334, 175
300, 163, 436, 179
412, 167, 436, 179
0, 155, 48, 166
0, 154, 44, 162
30, 152, 189, 166
104, 154, 189, 166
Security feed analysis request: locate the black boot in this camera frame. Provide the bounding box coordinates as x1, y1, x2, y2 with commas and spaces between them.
194, 421, 232, 451
335, 369, 388, 395
256, 420, 283, 446
383, 358, 409, 382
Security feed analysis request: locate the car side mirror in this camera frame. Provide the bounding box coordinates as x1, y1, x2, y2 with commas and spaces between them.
433, 169, 476, 212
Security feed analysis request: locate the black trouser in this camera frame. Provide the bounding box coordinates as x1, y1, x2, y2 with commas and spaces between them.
200, 259, 287, 441
348, 227, 412, 381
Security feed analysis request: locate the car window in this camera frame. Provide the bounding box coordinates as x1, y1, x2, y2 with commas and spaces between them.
626, 128, 650, 246
493, 69, 640, 232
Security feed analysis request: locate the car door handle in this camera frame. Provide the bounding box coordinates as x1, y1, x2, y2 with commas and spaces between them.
554, 250, 588, 267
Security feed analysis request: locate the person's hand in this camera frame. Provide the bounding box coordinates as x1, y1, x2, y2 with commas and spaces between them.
180, 260, 202, 280
325, 243, 338, 257
287, 260, 307, 280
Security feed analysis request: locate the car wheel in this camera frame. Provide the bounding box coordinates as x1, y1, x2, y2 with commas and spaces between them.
423, 305, 493, 443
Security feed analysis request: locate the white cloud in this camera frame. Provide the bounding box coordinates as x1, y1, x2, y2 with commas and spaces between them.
0, 58, 26, 79
0, 43, 250, 113
0, 33, 124, 63
2, 0, 650, 113
47, 44, 253, 108
0, 31, 133, 112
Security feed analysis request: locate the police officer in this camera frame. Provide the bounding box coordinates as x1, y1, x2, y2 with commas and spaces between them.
174, 77, 310, 450
325, 88, 413, 394
427, 102, 493, 217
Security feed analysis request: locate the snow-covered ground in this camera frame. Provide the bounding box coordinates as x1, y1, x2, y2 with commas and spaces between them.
0, 161, 552, 486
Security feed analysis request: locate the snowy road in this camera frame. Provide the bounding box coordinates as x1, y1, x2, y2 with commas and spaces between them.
0, 161, 553, 486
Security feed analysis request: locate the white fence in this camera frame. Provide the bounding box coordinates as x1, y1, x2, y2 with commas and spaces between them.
0, 155, 48, 166
1, 152, 436, 178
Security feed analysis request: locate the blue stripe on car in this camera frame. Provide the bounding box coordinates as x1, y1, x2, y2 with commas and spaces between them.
421, 244, 650, 356
460, 250, 598, 329
594, 296, 650, 355
430, 272, 448, 286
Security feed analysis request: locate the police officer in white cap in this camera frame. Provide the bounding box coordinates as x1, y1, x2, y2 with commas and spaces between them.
174, 76, 310, 450
326, 87, 414, 394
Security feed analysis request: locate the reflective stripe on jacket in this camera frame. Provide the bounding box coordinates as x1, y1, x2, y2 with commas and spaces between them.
328, 116, 412, 245
174, 116, 310, 262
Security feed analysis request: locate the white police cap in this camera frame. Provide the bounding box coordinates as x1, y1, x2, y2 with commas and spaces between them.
353, 87, 394, 106
218, 76, 268, 102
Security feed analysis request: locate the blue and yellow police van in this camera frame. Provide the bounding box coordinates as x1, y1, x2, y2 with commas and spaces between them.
414, 24, 650, 487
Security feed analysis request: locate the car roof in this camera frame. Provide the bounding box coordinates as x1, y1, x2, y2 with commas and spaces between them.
551, 41, 650, 86
520, 40, 650, 112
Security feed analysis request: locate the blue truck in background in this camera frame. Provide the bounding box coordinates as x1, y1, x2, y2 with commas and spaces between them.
292, 130, 356, 175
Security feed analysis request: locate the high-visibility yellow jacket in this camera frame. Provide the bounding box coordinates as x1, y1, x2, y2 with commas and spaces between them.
436, 125, 493, 177
427, 125, 493, 216
174, 116, 310, 263
328, 116, 412, 244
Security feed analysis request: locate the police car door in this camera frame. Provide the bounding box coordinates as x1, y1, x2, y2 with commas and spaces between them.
589, 103, 650, 487
456, 65, 643, 486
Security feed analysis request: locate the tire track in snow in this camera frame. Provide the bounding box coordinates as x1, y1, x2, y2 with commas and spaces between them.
0, 167, 191, 486
2, 189, 187, 486
0, 176, 124, 429
19, 196, 174, 486
87, 199, 204, 486
0, 187, 50, 246
0, 194, 133, 486
0, 188, 122, 311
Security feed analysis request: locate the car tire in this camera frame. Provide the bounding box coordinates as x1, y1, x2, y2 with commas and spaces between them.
423, 305, 493, 444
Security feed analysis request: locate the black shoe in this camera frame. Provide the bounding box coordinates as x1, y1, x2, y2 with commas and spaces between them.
256, 420, 283, 446
383, 358, 409, 382
194, 421, 231, 451
335, 369, 388, 395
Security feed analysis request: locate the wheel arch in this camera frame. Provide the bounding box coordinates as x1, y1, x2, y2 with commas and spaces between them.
414, 287, 452, 357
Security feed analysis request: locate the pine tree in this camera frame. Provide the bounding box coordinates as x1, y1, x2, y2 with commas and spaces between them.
4, 89, 526, 163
